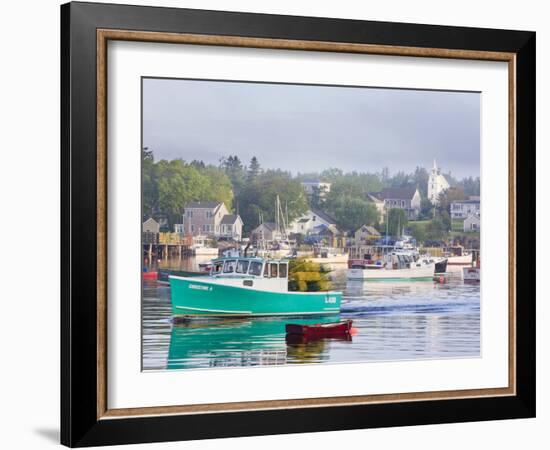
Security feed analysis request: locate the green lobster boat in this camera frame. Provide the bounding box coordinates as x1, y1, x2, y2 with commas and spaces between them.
169, 257, 342, 318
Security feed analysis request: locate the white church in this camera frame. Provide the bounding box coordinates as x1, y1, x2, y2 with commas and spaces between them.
427, 160, 450, 205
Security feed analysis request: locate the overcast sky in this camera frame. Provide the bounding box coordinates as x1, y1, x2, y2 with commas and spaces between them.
143, 78, 480, 179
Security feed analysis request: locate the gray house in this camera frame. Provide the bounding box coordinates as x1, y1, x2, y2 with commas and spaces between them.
251, 222, 284, 242
183, 201, 243, 240
451, 199, 481, 219
372, 187, 421, 220
142, 217, 160, 233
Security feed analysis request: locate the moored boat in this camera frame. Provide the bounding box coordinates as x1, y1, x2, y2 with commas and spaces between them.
462, 266, 480, 282
347, 250, 435, 281
170, 256, 342, 318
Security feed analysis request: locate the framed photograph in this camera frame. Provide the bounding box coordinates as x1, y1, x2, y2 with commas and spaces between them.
61, 2, 535, 447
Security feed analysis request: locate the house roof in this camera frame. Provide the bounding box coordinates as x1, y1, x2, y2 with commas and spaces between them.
254, 222, 278, 232
357, 225, 380, 236
377, 187, 418, 200
220, 214, 241, 225
452, 199, 480, 205
143, 217, 158, 225
311, 209, 337, 225
185, 201, 222, 209
366, 193, 384, 204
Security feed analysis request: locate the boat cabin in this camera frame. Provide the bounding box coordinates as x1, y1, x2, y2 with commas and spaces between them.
207, 257, 290, 292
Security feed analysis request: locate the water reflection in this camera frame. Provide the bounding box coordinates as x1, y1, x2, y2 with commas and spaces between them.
142, 259, 480, 371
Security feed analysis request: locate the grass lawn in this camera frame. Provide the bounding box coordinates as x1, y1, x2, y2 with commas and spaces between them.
451, 218, 465, 232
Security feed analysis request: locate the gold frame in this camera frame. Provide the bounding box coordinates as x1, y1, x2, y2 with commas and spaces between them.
96, 29, 516, 420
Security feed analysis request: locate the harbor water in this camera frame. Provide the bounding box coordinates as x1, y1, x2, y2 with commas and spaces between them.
142, 258, 480, 371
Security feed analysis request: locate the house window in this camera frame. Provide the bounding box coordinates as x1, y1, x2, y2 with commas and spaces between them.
312, 216, 316, 221
206, 211, 213, 218
191, 224, 195, 232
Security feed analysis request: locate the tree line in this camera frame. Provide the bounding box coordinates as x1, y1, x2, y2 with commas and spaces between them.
142, 148, 480, 239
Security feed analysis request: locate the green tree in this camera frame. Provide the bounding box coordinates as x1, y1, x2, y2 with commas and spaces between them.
327, 197, 378, 232
408, 223, 427, 244
413, 166, 430, 197
247, 156, 262, 182
385, 208, 408, 236
237, 170, 308, 232
220, 155, 246, 194
419, 197, 434, 220
142, 147, 158, 217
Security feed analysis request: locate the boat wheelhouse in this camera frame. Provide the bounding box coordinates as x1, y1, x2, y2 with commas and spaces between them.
169, 256, 342, 318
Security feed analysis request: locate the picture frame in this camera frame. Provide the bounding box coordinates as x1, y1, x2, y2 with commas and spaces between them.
61, 1, 535, 447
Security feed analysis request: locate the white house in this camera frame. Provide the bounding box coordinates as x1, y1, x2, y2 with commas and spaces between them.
288, 209, 338, 235
463, 214, 481, 232
219, 215, 244, 240
450, 198, 481, 219
301, 181, 331, 199
428, 160, 450, 205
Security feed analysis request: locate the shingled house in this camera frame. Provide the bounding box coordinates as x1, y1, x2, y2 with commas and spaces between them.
182, 201, 243, 241
371, 187, 421, 220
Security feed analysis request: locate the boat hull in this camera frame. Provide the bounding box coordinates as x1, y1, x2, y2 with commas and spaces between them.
347, 264, 435, 281
170, 276, 342, 318
462, 266, 481, 282
447, 254, 473, 265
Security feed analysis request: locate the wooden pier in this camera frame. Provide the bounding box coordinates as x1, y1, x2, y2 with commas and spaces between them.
143, 232, 193, 262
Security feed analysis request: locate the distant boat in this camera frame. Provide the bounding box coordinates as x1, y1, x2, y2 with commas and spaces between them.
347, 250, 434, 281
191, 235, 219, 256
308, 247, 348, 264
170, 256, 342, 319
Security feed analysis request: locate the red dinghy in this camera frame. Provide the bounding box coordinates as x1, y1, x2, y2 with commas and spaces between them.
142, 271, 158, 280
286, 320, 353, 336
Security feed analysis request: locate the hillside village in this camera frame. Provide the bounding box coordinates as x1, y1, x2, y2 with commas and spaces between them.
142, 150, 480, 253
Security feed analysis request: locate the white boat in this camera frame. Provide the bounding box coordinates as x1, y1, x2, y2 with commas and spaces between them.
462, 266, 480, 282
347, 250, 435, 281
447, 254, 472, 265
308, 247, 348, 264
309, 254, 349, 264
191, 235, 219, 256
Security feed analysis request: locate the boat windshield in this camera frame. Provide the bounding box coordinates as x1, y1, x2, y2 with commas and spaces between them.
223, 260, 237, 273
236, 260, 249, 274
211, 261, 223, 274
279, 263, 288, 278
248, 261, 263, 276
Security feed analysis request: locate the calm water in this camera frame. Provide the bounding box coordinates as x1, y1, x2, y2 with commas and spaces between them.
142, 259, 480, 371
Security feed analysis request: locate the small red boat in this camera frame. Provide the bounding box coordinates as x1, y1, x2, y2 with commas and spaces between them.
286, 320, 353, 336
142, 271, 158, 280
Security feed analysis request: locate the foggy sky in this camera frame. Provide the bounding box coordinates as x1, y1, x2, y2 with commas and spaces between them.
143, 78, 480, 179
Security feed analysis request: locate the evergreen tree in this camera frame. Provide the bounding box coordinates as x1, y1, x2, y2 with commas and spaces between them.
247, 156, 261, 181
